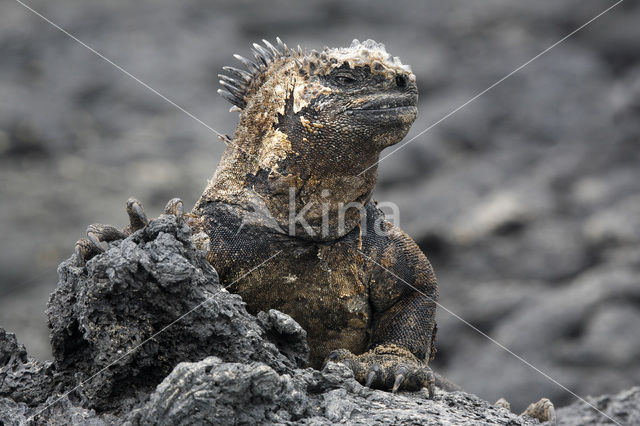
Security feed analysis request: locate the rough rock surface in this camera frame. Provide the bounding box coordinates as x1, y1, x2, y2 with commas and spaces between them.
557, 387, 640, 426
0, 329, 53, 405
45, 214, 307, 412
0, 214, 543, 425
0, 214, 637, 424
125, 358, 536, 426
1, 354, 545, 426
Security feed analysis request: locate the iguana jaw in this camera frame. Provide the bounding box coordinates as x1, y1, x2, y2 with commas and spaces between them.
347, 93, 418, 112
345, 93, 418, 140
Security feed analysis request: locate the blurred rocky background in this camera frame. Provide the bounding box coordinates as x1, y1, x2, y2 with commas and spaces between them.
0, 0, 638, 413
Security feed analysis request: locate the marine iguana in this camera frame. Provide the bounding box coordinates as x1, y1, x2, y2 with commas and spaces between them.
79, 38, 437, 394
196, 38, 438, 384
75, 39, 556, 420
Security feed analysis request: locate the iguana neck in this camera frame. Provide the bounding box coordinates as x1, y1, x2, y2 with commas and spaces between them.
195, 142, 379, 241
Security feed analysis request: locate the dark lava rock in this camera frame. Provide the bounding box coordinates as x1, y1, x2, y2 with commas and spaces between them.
0, 329, 56, 407
437, 261, 640, 411
0, 214, 636, 424
1, 349, 547, 425
125, 357, 539, 425
0, 213, 549, 425
45, 214, 307, 412
557, 387, 640, 426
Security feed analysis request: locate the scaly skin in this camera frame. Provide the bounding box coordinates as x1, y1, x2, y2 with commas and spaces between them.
77, 40, 558, 419
76, 39, 444, 399
78, 39, 436, 394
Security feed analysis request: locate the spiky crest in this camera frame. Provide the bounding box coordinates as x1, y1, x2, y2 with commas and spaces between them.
218, 38, 413, 110
218, 38, 295, 109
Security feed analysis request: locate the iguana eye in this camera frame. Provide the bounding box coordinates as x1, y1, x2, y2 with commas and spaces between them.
335, 74, 357, 86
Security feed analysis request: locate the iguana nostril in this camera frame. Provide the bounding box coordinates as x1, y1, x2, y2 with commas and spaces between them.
395, 75, 407, 88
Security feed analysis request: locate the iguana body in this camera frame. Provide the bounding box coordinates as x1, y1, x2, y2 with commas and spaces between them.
191, 201, 437, 374
81, 38, 438, 393
190, 39, 438, 391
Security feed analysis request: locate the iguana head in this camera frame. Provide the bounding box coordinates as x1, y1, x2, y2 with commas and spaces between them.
203, 39, 418, 240
219, 38, 417, 155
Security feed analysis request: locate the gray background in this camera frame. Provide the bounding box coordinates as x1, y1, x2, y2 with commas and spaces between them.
1, 0, 638, 411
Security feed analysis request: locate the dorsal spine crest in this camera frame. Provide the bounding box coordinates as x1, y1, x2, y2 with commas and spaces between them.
218, 38, 295, 109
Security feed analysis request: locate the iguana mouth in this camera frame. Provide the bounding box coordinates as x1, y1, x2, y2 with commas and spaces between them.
351, 94, 418, 111
348, 94, 418, 113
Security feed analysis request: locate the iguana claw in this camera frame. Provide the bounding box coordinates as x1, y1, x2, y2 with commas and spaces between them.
324, 345, 435, 396
365, 366, 380, 388
164, 198, 184, 220
74, 238, 103, 263
75, 197, 184, 263
86, 224, 126, 244
125, 197, 148, 233
392, 369, 406, 393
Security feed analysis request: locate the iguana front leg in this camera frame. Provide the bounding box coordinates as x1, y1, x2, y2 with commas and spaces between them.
326, 343, 436, 395
326, 221, 438, 396
75, 197, 184, 262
